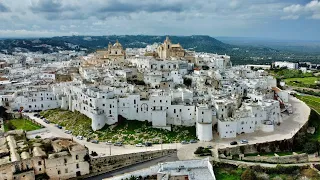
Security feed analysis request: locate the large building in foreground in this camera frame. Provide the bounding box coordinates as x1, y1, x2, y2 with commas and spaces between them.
0, 130, 89, 180
109, 158, 216, 180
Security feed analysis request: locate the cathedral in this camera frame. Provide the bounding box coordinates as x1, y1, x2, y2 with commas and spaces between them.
156, 36, 185, 59
97, 40, 126, 61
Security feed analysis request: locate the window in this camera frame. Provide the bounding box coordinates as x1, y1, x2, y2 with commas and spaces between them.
76, 155, 79, 160
103, 104, 105, 106
110, 104, 112, 108
160, 100, 162, 103
202, 112, 204, 114
64, 159, 67, 163
76, 164, 79, 168
109, 110, 111, 114
39, 168, 41, 171
38, 161, 42, 165
65, 169, 68, 173
102, 96, 105, 98
58, 170, 61, 174
134, 100, 136, 104
174, 109, 176, 113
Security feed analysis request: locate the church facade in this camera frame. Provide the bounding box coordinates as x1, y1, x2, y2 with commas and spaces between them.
97, 40, 126, 61
157, 37, 185, 59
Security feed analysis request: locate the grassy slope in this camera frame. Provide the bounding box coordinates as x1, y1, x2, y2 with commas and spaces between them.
40, 109, 197, 144
7, 119, 42, 131
285, 77, 318, 86
296, 95, 320, 113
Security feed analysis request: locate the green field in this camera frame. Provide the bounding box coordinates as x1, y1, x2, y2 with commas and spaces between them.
285, 77, 319, 88
285, 77, 318, 85
40, 109, 197, 144
5, 119, 42, 131
214, 167, 244, 180
296, 95, 320, 113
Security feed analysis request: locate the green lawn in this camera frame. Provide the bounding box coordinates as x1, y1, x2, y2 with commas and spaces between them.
296, 95, 320, 141
5, 119, 42, 131
296, 95, 320, 113
40, 109, 197, 144
285, 77, 319, 87
214, 167, 244, 180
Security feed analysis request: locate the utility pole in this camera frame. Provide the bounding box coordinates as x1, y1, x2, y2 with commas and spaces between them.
109, 144, 111, 155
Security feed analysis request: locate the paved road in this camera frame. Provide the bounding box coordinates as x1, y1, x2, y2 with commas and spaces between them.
87, 153, 179, 180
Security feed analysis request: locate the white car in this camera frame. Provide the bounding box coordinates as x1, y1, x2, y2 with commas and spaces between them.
135, 143, 143, 147
76, 136, 83, 140
240, 139, 248, 144
106, 141, 112, 145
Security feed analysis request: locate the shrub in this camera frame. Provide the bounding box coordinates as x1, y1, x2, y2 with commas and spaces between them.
303, 141, 317, 154
7, 121, 15, 130
241, 169, 257, 180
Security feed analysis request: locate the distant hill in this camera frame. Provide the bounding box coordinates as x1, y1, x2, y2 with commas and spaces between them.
52, 35, 233, 53
0, 35, 319, 65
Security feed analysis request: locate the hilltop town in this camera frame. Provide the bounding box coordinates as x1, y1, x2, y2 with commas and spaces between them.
0, 37, 318, 180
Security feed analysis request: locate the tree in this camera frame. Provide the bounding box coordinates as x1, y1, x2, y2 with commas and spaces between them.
303, 141, 318, 154
241, 169, 257, 180
7, 121, 15, 130
183, 77, 192, 87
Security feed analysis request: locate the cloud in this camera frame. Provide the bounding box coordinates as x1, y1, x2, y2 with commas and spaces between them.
0, 2, 10, 12
281, 15, 299, 20
30, 0, 75, 13
0, 0, 319, 40
97, 1, 187, 13
283, 4, 302, 13
283, 0, 320, 20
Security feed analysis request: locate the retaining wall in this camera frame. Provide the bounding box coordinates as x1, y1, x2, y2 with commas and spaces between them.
242, 153, 309, 164
76, 149, 176, 179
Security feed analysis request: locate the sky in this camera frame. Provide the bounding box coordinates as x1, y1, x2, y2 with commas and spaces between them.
0, 0, 319, 40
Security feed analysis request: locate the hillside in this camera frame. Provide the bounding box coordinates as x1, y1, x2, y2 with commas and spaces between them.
1, 35, 319, 65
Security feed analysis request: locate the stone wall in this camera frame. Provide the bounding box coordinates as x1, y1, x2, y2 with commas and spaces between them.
218, 139, 294, 156
77, 149, 176, 179
242, 153, 309, 164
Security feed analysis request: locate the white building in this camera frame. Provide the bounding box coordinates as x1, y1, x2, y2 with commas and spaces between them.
274, 61, 298, 69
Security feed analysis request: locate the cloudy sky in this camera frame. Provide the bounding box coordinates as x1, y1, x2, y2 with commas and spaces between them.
0, 0, 319, 40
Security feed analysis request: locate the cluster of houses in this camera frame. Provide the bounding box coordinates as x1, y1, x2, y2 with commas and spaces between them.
0, 37, 292, 141
0, 130, 89, 180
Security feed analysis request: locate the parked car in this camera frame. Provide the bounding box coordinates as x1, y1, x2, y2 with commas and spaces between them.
240, 139, 248, 144
44, 120, 50, 124
136, 143, 143, 147
114, 142, 123, 146
76, 136, 83, 140
230, 141, 238, 145
91, 140, 99, 144
40, 116, 45, 119
55, 124, 62, 129
34, 114, 39, 117
181, 140, 189, 144
105, 141, 112, 145
145, 142, 152, 147
189, 139, 197, 143
65, 130, 72, 134
207, 145, 213, 149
